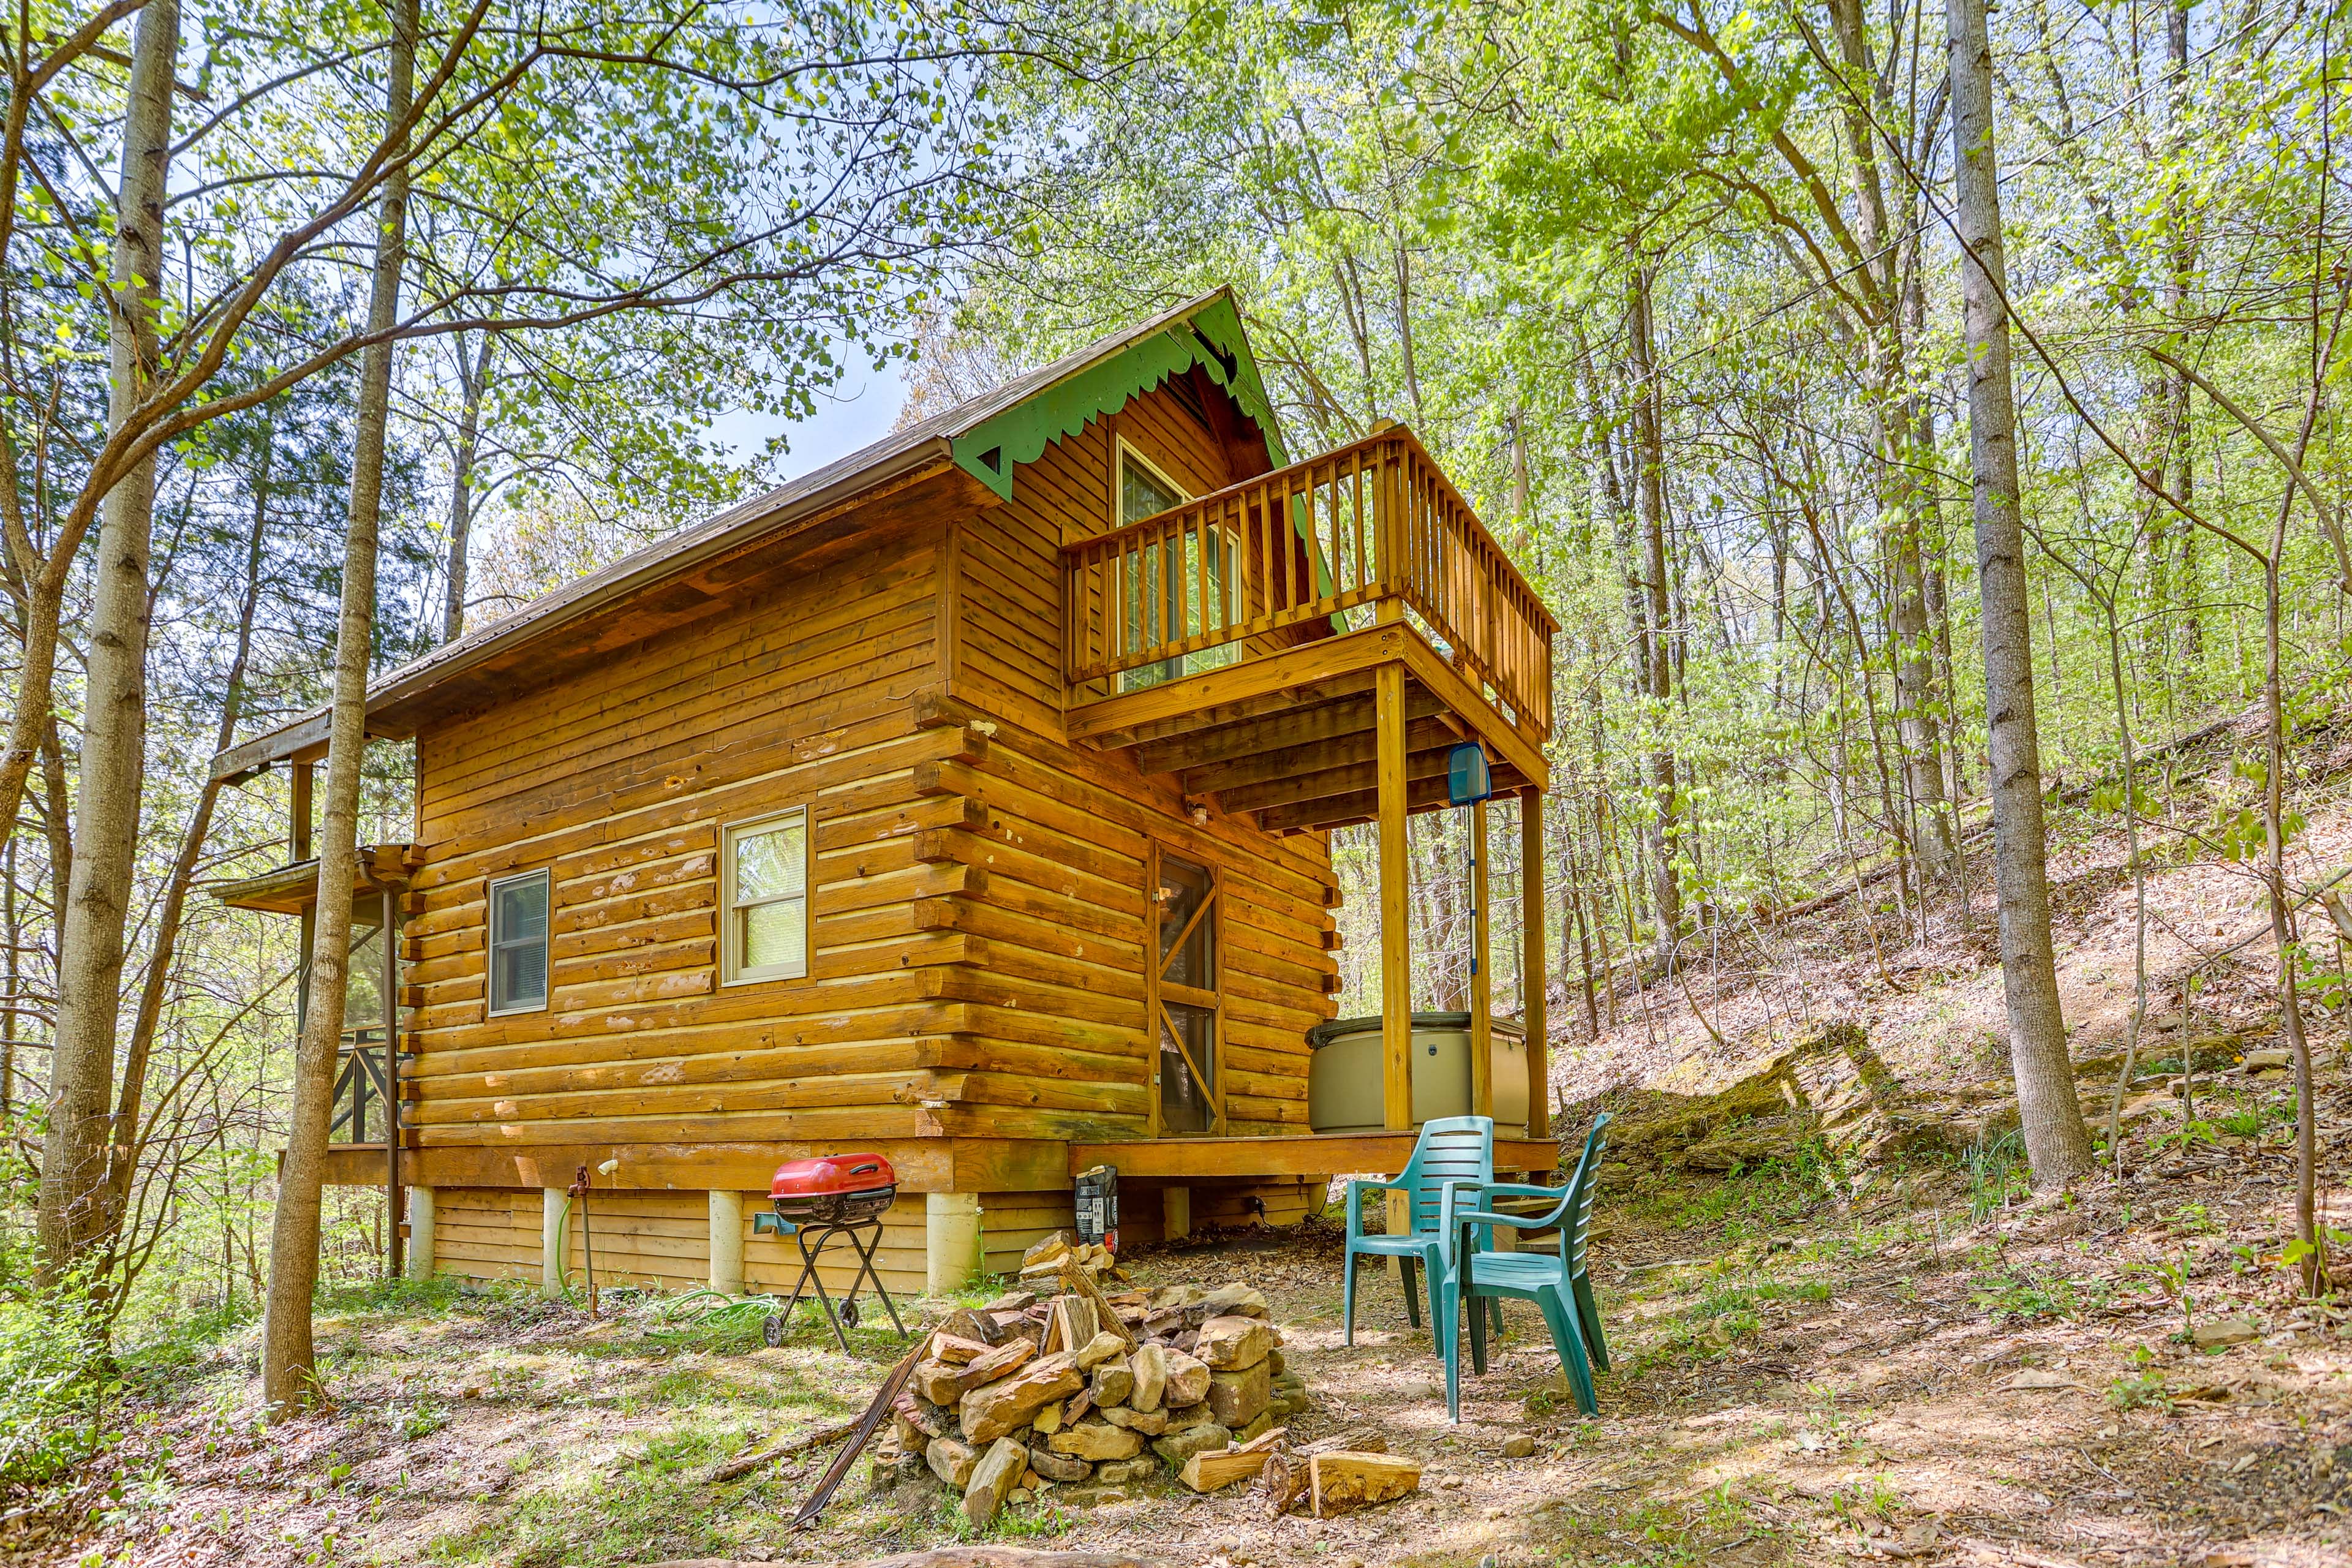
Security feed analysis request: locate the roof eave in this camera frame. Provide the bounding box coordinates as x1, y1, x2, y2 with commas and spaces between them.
210, 434, 958, 783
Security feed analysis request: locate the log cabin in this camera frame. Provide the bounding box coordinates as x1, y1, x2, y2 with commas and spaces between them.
209, 290, 1559, 1301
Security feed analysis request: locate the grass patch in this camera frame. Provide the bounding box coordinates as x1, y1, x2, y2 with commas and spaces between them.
1969, 1266, 2112, 1323
424, 1424, 750, 1567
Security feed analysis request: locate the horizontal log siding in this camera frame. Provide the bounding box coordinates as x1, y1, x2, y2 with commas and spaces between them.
404, 523, 958, 1148
432, 1188, 540, 1282
981, 1189, 1077, 1280
429, 1188, 926, 1299
945, 387, 1339, 1140
398, 380, 1331, 1171
737, 1191, 928, 1300
1192, 1178, 1327, 1231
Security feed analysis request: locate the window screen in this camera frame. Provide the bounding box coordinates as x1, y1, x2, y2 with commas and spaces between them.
726, 808, 809, 982
488, 870, 549, 1015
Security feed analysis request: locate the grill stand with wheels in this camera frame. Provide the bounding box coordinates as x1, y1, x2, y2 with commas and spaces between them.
751, 1153, 910, 1352
752, 1210, 908, 1352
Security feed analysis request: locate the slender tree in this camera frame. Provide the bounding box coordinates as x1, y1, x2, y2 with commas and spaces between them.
1947, 0, 2094, 1186
261, 0, 417, 1412
37, 0, 181, 1278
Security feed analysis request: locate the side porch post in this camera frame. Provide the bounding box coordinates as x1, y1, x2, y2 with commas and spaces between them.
1377, 660, 1412, 1131
1470, 794, 1492, 1119
1522, 787, 1549, 1140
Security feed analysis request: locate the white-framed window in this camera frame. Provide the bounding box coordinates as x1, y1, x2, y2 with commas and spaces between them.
486, 868, 550, 1016
1117, 437, 1185, 528
1115, 440, 1240, 692
723, 807, 810, 984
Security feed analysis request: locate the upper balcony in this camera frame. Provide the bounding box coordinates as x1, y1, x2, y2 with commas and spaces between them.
1060, 426, 1556, 828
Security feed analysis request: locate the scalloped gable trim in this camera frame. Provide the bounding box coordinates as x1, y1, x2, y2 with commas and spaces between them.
947, 293, 1288, 502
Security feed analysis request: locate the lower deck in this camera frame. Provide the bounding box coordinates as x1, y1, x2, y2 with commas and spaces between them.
323, 1131, 1559, 1193
323, 1130, 1562, 1298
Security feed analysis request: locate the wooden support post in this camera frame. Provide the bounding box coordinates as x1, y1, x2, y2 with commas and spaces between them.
541, 1187, 567, 1300
382, 886, 402, 1280
709, 1189, 745, 1295
290, 759, 313, 862
404, 1186, 435, 1281
1470, 794, 1492, 1120
1163, 1186, 1191, 1241
1377, 661, 1412, 1130
1521, 788, 1549, 1140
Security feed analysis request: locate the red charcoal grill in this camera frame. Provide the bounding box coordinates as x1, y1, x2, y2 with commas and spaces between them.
751, 1153, 908, 1351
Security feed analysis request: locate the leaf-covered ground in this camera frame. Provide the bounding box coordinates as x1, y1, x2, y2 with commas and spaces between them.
12, 1069, 2346, 1568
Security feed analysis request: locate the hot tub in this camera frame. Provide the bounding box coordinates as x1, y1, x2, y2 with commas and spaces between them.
1305, 1011, 1528, 1135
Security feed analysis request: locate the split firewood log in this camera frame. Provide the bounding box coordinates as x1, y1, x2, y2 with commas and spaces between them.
1306, 1451, 1420, 1517
1261, 1443, 1306, 1517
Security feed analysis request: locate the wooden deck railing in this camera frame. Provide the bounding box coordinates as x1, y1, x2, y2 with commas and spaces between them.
1061, 427, 1556, 739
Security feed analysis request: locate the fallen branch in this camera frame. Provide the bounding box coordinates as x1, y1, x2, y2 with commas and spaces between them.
705, 1414, 864, 1483
854, 1555, 1166, 1568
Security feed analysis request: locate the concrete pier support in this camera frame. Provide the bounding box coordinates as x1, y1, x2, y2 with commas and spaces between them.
925, 1191, 983, 1295
541, 1188, 567, 1300
404, 1186, 435, 1282
709, 1189, 745, 1294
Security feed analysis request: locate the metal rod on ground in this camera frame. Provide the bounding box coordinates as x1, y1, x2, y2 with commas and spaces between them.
571, 1164, 597, 1317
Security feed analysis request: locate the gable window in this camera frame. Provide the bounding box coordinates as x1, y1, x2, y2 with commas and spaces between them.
1120, 442, 1183, 527
1117, 440, 1238, 691
487, 869, 550, 1016
724, 807, 810, 984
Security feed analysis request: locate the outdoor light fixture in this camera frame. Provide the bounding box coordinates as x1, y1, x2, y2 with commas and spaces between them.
1447, 740, 1491, 807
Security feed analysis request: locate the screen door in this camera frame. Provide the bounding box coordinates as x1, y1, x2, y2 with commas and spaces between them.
1149, 846, 1223, 1134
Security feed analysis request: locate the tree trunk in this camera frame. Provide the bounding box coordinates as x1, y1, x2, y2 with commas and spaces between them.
442, 333, 490, 643
102, 410, 275, 1257
1626, 253, 1684, 958
37, 0, 181, 1281
1507, 406, 1532, 557
1904, 252, 1967, 906
262, 0, 417, 1414
2161, 0, 2201, 668
1948, 0, 2094, 1186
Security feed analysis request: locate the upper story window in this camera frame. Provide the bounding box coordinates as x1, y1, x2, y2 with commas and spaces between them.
1117, 440, 1237, 691
724, 807, 810, 984
1121, 443, 1183, 526
488, 869, 550, 1015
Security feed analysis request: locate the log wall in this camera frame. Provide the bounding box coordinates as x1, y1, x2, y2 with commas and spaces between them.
939, 391, 1341, 1139
396, 380, 1338, 1230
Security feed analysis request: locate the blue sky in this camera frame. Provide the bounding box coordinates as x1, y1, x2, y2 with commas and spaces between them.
728, 351, 911, 481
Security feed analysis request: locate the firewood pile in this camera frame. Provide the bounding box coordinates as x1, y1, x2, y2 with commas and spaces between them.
873, 1240, 1311, 1526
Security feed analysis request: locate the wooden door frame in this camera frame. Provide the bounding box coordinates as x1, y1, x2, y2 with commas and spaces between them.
1145, 841, 1226, 1137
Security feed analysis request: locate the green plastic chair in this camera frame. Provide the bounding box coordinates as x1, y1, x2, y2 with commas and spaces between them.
1341, 1115, 1498, 1344
1437, 1112, 1612, 1422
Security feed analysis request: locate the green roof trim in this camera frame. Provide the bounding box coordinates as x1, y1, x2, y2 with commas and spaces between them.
948, 293, 1290, 503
